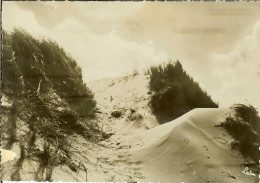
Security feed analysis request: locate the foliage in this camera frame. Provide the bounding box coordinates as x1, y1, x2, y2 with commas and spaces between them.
2, 29, 100, 181
111, 111, 122, 118
221, 104, 260, 163
147, 61, 218, 123
127, 113, 143, 121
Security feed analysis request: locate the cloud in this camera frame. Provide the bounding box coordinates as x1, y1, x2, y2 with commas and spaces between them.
13, 1, 144, 34
114, 2, 260, 86
51, 18, 168, 81
210, 21, 260, 108
2, 2, 56, 40
14, 1, 113, 34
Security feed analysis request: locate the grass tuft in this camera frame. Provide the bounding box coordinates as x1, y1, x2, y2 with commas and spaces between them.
147, 61, 218, 123
220, 104, 260, 163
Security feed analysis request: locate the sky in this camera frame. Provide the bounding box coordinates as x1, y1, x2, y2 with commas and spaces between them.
2, 1, 260, 109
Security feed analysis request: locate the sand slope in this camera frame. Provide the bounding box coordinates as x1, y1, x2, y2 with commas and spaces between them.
88, 75, 159, 138
129, 108, 257, 183
86, 75, 257, 183
2, 75, 257, 182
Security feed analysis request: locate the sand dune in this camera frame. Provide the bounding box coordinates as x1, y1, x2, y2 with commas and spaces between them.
2, 75, 257, 182
129, 108, 257, 182
86, 75, 257, 183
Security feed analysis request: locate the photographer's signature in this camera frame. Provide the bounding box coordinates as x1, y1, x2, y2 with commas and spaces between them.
242, 167, 255, 176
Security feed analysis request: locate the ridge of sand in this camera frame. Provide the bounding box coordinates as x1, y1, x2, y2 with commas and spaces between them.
4, 75, 256, 182
128, 108, 257, 183
86, 75, 257, 183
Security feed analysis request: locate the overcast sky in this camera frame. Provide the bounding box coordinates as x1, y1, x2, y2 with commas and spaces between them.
2, 1, 260, 109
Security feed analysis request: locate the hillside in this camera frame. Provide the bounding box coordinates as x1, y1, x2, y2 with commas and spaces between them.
87, 76, 258, 183
2, 73, 258, 182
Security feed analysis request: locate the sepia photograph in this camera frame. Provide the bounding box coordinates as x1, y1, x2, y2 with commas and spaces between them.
1, 1, 260, 182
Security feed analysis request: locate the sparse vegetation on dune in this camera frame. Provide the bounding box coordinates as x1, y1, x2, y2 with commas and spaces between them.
1, 29, 103, 181
147, 61, 218, 124
219, 104, 260, 164
111, 110, 122, 118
